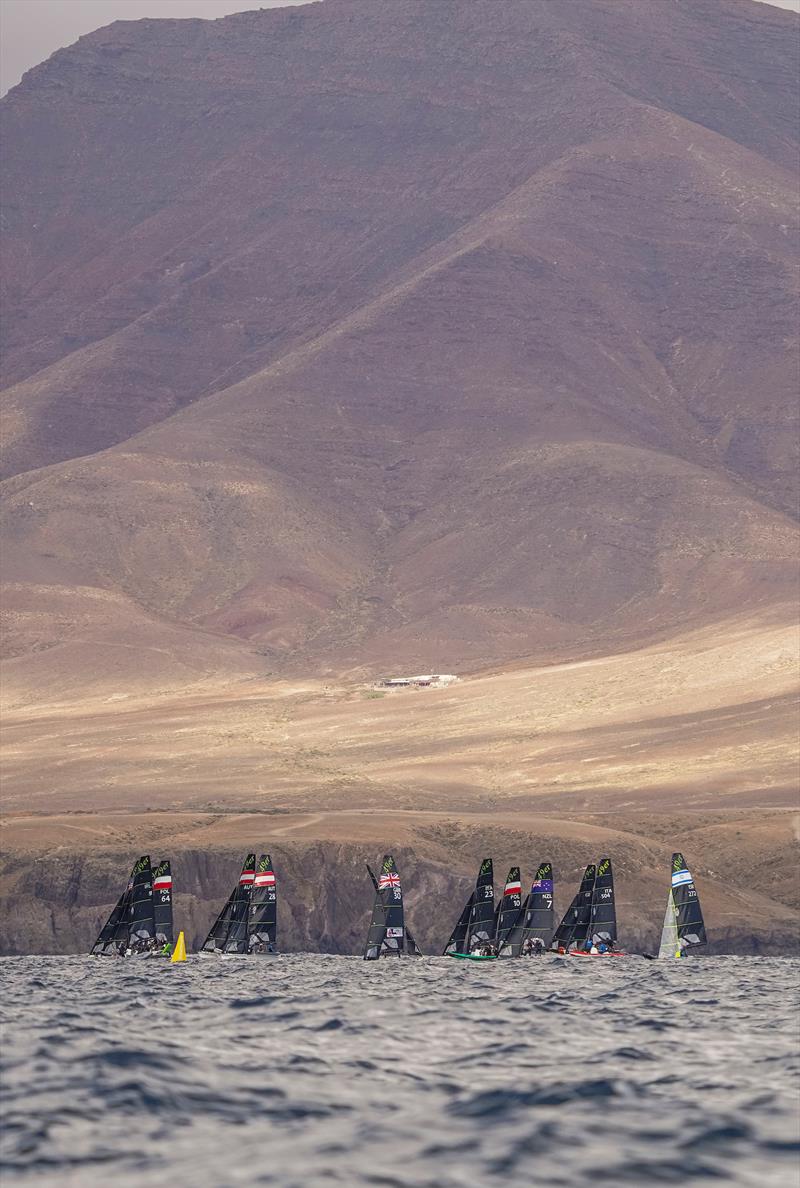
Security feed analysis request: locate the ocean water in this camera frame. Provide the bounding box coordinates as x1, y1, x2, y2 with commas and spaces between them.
1, 955, 798, 1188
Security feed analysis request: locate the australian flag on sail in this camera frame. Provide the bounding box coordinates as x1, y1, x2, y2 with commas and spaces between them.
531, 877, 553, 893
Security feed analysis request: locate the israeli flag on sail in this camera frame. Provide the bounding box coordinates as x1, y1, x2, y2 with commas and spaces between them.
671, 868, 692, 887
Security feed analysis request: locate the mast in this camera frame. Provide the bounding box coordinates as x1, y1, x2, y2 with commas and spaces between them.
248, 854, 277, 953
152, 860, 174, 948
465, 858, 494, 952
667, 852, 706, 957
551, 864, 596, 951
494, 866, 523, 952
589, 856, 616, 948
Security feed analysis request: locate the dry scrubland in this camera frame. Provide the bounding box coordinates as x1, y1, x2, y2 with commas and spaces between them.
2, 612, 798, 953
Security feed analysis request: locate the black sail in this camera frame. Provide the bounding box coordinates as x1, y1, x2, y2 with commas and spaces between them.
494, 866, 523, 951
670, 852, 707, 953
522, 862, 555, 950
590, 856, 616, 947
90, 887, 129, 955
551, 864, 596, 951
223, 853, 256, 953
152, 860, 174, 947
466, 858, 495, 952
126, 855, 155, 951
443, 893, 473, 955
248, 854, 277, 953
364, 864, 388, 960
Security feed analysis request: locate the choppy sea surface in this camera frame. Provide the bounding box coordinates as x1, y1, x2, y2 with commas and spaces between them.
1, 955, 798, 1188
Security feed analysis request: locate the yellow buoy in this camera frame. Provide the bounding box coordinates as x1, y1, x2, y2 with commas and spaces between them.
171, 930, 187, 963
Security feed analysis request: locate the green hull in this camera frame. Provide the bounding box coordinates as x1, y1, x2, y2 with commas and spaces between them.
446, 952, 498, 961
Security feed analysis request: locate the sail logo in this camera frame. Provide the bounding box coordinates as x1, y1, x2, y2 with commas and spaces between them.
671, 869, 692, 887
386, 927, 404, 939
378, 872, 400, 891
254, 871, 276, 886
504, 880, 522, 896
153, 874, 172, 891
532, 878, 553, 893
239, 871, 255, 885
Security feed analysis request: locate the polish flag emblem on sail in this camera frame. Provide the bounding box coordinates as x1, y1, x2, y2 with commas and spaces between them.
378, 872, 400, 890
153, 874, 172, 890
504, 879, 522, 895
254, 871, 276, 887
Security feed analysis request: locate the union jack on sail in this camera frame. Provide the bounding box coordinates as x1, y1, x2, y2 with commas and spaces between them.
378, 872, 400, 891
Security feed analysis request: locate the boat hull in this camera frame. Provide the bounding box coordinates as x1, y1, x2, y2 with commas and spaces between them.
446, 952, 498, 961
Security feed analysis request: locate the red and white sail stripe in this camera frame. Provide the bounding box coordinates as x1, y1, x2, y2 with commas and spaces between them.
153, 874, 172, 890
254, 870, 276, 887
239, 869, 255, 886
503, 878, 522, 896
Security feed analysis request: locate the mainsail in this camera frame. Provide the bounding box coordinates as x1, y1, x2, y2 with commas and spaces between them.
589, 857, 616, 947
248, 854, 277, 953
201, 853, 256, 954
443, 892, 473, 956
551, 863, 596, 951
494, 866, 523, 951
152, 860, 174, 948
466, 858, 495, 951
127, 855, 155, 950
658, 853, 707, 958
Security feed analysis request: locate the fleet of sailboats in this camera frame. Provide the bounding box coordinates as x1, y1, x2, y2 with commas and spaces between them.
89, 849, 708, 961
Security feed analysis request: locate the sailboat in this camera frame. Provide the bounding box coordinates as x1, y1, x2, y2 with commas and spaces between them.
655, 852, 707, 959
363, 855, 423, 959
200, 853, 257, 956
91, 855, 173, 957
498, 861, 554, 956
550, 863, 596, 953
443, 857, 496, 959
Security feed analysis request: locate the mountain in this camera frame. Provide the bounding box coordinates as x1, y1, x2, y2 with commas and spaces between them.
1, 0, 797, 703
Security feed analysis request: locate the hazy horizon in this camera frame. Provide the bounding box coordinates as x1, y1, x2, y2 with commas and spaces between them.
1, 0, 798, 95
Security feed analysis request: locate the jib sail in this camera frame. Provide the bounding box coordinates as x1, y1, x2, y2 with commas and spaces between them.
551, 863, 596, 951
152, 860, 174, 948
443, 892, 473, 956
494, 866, 523, 951
658, 853, 706, 958
590, 857, 616, 947
91, 881, 131, 956
248, 854, 277, 953
201, 853, 256, 954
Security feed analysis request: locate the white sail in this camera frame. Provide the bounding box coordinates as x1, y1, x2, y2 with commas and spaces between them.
657, 889, 680, 959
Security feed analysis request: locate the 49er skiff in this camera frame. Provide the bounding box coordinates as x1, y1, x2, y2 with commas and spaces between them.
91, 855, 174, 957
363, 855, 423, 959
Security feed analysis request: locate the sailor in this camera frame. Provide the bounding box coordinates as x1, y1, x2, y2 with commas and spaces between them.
530, 937, 545, 956
598, 942, 609, 954
521, 937, 534, 957
583, 939, 593, 953
159, 941, 172, 957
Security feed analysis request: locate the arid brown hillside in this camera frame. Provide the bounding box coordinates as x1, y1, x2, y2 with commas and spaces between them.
1, 0, 798, 689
